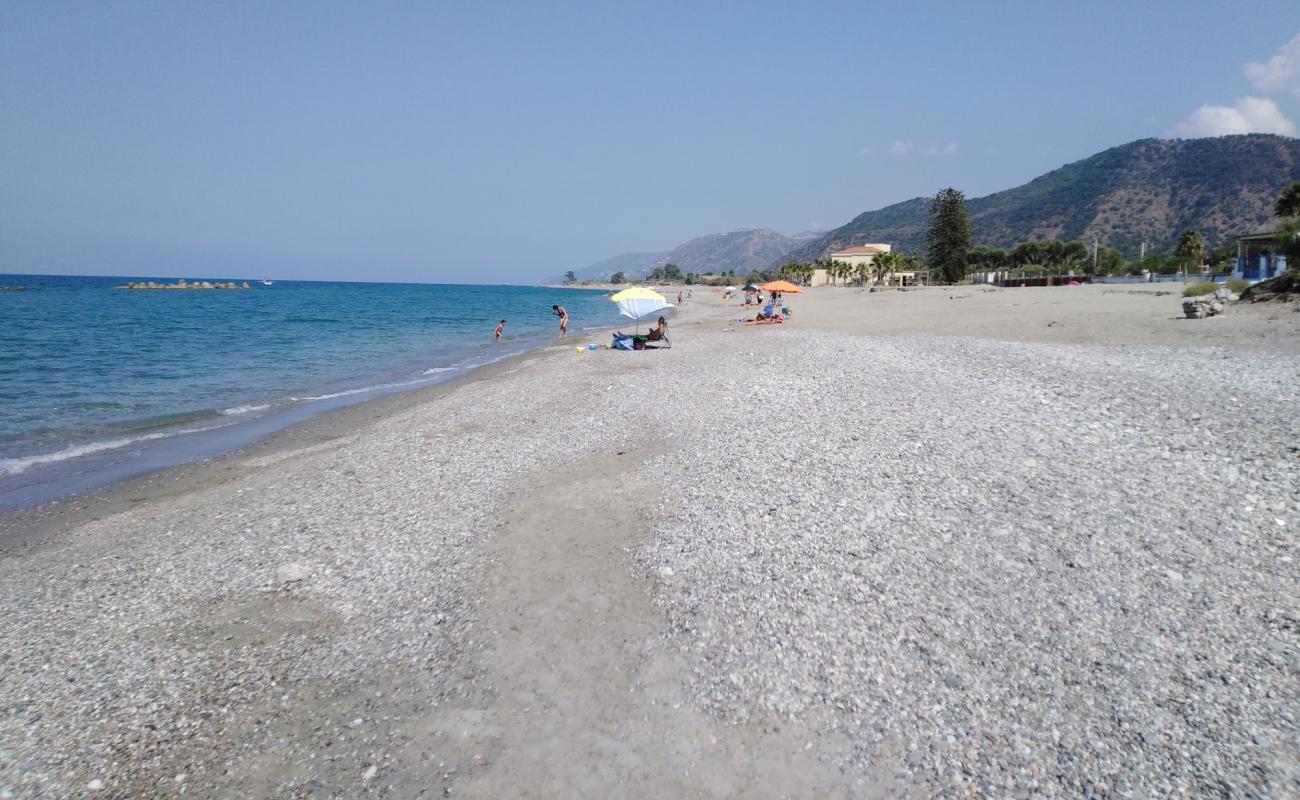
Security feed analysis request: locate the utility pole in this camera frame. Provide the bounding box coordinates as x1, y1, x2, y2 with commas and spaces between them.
1140, 241, 1146, 260
1093, 239, 1098, 273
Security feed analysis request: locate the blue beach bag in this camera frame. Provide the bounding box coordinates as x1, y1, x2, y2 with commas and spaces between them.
612, 335, 635, 351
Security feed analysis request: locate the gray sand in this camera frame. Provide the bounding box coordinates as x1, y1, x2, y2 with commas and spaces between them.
0, 286, 1296, 798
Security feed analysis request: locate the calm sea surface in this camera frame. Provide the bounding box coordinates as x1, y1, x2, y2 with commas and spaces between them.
0, 275, 626, 512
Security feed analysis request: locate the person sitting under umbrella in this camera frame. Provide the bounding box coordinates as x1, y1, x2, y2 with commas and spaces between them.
620, 316, 669, 348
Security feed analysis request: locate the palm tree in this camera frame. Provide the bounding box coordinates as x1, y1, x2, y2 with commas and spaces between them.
1175, 230, 1205, 277
872, 251, 899, 288
1272, 184, 1300, 266
1274, 182, 1300, 219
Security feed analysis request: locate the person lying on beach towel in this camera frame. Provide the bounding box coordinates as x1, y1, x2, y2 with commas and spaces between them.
746, 313, 783, 325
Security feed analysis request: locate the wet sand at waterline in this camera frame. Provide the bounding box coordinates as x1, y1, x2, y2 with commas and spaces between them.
1, 285, 1297, 798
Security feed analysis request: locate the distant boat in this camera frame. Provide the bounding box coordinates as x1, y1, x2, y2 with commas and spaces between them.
260, 279, 273, 286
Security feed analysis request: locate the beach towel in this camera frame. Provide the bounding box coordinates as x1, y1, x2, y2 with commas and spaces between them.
612, 335, 635, 351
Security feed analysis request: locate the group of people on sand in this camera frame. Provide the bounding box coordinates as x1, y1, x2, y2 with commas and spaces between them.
744, 290, 782, 306
738, 288, 787, 324
493, 290, 688, 343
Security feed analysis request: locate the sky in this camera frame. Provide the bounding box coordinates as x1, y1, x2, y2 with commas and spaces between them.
2, 1, 1299, 283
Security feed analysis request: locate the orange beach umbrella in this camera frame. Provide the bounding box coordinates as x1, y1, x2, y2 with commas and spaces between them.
760, 279, 803, 293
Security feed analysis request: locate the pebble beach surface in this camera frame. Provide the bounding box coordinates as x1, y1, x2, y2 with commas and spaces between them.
0, 286, 1297, 798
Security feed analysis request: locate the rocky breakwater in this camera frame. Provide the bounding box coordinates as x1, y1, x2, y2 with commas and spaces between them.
115, 279, 252, 290
1182, 286, 1238, 318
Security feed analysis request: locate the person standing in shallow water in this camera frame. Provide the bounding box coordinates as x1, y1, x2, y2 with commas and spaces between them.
494, 319, 505, 341
552, 304, 568, 336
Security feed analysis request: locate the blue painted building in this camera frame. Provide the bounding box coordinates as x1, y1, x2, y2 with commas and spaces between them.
1234, 226, 1288, 282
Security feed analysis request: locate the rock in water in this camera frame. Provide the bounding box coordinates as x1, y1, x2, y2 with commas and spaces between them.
275, 562, 309, 583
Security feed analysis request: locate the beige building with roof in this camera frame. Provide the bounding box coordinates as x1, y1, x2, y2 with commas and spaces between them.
812, 243, 923, 287
829, 243, 891, 266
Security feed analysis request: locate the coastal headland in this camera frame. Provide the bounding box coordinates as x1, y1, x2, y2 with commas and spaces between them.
0, 284, 1296, 797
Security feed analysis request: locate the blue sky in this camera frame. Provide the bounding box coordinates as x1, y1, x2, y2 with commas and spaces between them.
3, 1, 1299, 282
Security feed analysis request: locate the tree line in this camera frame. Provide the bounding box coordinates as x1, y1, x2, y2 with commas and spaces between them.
922, 187, 1272, 281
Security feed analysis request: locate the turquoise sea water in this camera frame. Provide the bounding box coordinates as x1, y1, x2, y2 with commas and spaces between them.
0, 275, 627, 512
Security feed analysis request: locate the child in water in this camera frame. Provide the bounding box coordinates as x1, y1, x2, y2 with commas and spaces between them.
495, 319, 505, 341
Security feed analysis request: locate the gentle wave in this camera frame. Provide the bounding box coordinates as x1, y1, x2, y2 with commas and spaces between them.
290, 376, 436, 403
220, 403, 273, 416
0, 422, 235, 476
422, 367, 456, 375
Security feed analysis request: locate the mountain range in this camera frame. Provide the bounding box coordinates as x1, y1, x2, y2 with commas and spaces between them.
777, 134, 1300, 265
561, 134, 1300, 282
564, 229, 821, 282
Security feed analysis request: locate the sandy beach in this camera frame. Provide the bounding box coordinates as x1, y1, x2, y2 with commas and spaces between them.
1, 285, 1297, 798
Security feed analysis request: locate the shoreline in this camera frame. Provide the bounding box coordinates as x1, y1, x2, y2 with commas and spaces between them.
0, 298, 709, 551
0, 342, 546, 552
0, 277, 636, 518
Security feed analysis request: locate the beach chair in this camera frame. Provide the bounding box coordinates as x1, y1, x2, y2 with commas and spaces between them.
637, 330, 671, 349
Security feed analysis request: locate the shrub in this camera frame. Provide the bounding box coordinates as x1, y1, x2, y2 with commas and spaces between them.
1226, 278, 1249, 295
1183, 282, 1219, 297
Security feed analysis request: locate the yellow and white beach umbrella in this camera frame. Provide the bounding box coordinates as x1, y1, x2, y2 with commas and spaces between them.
609, 286, 673, 332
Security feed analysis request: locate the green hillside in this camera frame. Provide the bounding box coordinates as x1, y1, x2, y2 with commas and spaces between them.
778, 134, 1300, 264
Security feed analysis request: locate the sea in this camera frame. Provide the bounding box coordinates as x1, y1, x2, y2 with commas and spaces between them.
0, 275, 629, 514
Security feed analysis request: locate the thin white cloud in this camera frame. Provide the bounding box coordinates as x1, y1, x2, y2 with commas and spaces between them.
858, 145, 877, 157
924, 142, 959, 157
1170, 96, 1296, 137
889, 141, 913, 156
1244, 31, 1300, 99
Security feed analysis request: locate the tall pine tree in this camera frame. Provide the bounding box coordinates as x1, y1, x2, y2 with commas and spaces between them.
926, 188, 972, 283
